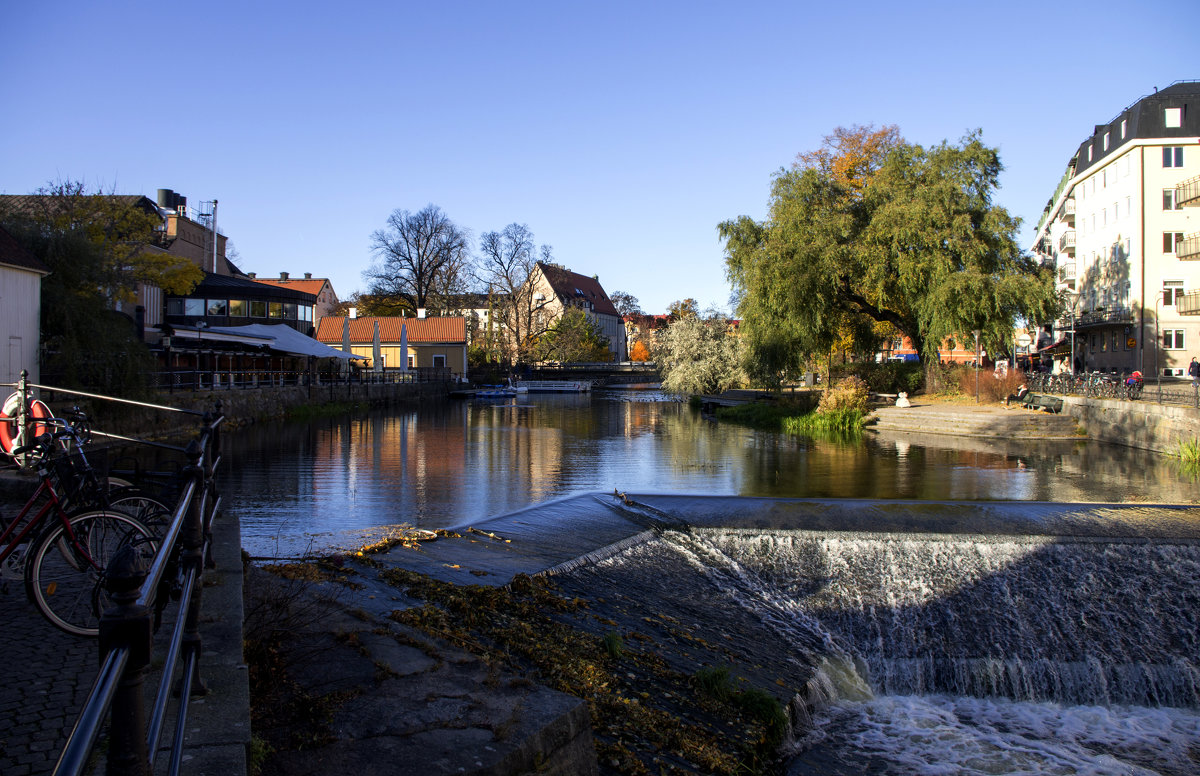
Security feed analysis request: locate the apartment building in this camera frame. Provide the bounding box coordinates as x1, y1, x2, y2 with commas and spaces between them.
1031, 81, 1200, 376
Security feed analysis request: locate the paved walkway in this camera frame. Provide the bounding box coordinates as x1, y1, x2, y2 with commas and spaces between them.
0, 475, 249, 776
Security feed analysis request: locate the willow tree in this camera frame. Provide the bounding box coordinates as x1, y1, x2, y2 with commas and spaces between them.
721, 126, 1057, 386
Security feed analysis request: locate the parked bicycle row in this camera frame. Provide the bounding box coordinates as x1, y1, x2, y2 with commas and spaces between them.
1027, 370, 1200, 406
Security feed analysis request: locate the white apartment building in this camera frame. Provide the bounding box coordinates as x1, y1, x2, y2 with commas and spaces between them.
1032, 80, 1200, 377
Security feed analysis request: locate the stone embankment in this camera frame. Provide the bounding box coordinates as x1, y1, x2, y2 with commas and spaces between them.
868, 402, 1083, 440
49, 380, 450, 440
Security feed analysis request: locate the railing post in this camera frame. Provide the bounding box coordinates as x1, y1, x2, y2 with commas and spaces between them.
100, 545, 154, 776
180, 440, 209, 695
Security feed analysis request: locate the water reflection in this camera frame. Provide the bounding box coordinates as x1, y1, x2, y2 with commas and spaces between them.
223, 391, 1197, 556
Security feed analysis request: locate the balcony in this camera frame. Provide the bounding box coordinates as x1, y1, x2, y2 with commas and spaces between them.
1075, 306, 1133, 329
1057, 262, 1076, 284
1177, 232, 1200, 261
1058, 230, 1076, 253
1061, 198, 1076, 223
1177, 175, 1200, 207
1178, 290, 1200, 316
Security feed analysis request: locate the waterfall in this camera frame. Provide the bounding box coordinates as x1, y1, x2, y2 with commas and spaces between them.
679, 529, 1200, 708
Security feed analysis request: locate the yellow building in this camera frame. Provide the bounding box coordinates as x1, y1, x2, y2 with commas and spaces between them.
315, 316, 467, 376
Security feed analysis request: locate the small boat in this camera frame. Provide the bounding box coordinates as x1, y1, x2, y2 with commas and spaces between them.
511, 380, 590, 393
474, 384, 517, 399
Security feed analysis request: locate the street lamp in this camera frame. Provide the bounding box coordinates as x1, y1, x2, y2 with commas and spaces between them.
1155, 292, 1164, 401
973, 330, 981, 403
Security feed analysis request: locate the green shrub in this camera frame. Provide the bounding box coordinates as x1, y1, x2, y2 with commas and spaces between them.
817, 376, 869, 413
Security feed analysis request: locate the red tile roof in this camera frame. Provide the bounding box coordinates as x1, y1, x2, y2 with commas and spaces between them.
314, 316, 466, 344
537, 262, 619, 317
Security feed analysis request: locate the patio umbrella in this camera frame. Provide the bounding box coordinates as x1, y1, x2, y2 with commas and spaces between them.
372, 320, 382, 372
342, 316, 351, 354
399, 321, 408, 372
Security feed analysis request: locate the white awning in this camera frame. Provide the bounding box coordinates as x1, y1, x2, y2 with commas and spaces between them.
170, 324, 365, 360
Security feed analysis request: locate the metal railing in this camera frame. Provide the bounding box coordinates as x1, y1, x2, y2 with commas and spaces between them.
1028, 370, 1200, 408
1177, 174, 1200, 208
1177, 233, 1200, 261
0, 371, 227, 776
151, 366, 455, 392
1059, 230, 1076, 251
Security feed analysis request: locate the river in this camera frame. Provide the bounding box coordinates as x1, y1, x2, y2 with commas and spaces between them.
221, 389, 1200, 774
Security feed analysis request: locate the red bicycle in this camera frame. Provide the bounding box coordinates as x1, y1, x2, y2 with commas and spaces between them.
1, 431, 158, 636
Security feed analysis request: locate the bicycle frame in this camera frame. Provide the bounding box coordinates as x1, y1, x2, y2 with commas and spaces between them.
0, 476, 73, 569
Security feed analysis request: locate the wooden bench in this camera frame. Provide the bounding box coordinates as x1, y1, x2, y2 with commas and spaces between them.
1024, 393, 1064, 414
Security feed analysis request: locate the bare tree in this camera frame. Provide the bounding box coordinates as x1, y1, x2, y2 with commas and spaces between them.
364, 204, 471, 313
608, 290, 643, 317
475, 223, 555, 364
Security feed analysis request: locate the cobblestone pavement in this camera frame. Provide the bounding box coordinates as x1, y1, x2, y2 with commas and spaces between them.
0, 576, 99, 775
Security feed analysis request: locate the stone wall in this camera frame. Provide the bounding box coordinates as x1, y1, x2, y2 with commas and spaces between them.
1064, 396, 1200, 454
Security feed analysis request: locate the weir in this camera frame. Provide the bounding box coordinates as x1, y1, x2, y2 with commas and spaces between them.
535, 496, 1200, 774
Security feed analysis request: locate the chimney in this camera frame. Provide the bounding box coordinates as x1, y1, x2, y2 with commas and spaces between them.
349, 307, 357, 319
417, 308, 426, 319
248, 272, 256, 279
304, 272, 312, 279
280, 271, 289, 280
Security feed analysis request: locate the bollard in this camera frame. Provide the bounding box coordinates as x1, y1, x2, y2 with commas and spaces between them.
100, 544, 154, 776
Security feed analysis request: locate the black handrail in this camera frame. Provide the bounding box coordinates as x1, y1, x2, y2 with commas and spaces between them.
19, 367, 227, 776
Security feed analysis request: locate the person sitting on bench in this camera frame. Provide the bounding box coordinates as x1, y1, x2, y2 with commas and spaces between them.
1005, 384, 1030, 407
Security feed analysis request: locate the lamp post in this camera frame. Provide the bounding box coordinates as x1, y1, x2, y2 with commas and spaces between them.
1155, 292, 1163, 402
973, 329, 981, 403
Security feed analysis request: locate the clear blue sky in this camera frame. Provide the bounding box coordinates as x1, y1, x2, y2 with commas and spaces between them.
3, 1, 1197, 315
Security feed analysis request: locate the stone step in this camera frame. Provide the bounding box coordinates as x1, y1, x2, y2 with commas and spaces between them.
868, 406, 1081, 439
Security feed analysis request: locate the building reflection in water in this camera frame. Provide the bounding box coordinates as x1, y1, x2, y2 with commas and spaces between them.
222, 392, 1198, 557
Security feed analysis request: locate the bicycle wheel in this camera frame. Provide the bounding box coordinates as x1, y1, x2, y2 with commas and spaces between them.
106, 487, 173, 535
24, 510, 156, 637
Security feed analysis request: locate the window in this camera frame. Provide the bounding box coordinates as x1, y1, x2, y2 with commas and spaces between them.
1164, 189, 1183, 210
268, 302, 283, 319
167, 298, 185, 316
184, 299, 204, 316
1164, 280, 1185, 306
1120, 118, 1127, 138
250, 300, 267, 318
206, 299, 227, 316
1165, 107, 1182, 129
1103, 132, 1110, 151
433, 354, 446, 368
230, 300, 247, 316
1164, 147, 1184, 167
282, 302, 297, 320
1126, 196, 1131, 217
1088, 144, 1094, 161
1123, 155, 1131, 176
1112, 332, 1119, 352
1165, 232, 1186, 253
1163, 329, 1185, 350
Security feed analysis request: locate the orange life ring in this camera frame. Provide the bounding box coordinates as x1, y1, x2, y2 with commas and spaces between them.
0, 393, 51, 455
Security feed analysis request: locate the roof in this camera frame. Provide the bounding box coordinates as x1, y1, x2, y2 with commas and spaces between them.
169, 323, 358, 360
0, 193, 159, 222
0, 225, 50, 275
536, 262, 619, 317
176, 272, 318, 302
314, 316, 466, 345
1073, 80, 1200, 176
253, 277, 334, 298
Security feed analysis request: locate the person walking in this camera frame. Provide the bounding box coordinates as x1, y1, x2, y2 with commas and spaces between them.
1190, 357, 1200, 387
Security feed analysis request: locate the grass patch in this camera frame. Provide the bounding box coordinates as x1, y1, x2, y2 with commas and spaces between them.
716, 401, 865, 437
285, 400, 369, 420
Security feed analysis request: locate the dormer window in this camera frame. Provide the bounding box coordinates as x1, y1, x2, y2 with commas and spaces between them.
1165, 107, 1182, 129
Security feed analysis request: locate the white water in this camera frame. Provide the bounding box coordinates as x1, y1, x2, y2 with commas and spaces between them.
623, 530, 1200, 774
